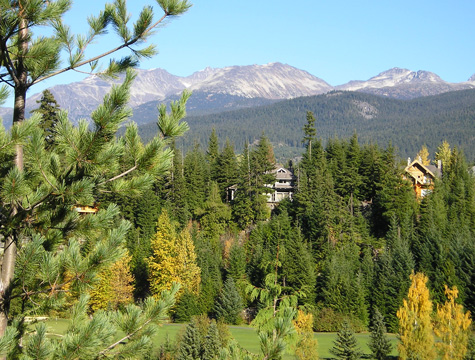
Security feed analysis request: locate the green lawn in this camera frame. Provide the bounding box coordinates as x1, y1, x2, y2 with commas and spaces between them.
39, 319, 399, 359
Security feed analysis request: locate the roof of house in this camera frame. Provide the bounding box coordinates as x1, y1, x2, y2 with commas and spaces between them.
273, 167, 295, 181
405, 159, 442, 184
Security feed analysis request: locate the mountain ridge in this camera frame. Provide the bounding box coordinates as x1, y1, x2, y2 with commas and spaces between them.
1, 63, 475, 125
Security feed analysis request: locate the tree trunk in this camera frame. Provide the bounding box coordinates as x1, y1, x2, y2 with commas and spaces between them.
0, 14, 28, 343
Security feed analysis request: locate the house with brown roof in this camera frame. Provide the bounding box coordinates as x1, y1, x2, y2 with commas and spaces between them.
404, 158, 442, 198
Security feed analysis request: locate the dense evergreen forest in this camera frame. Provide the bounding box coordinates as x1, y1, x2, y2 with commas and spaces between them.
137, 89, 475, 163
96, 109, 475, 357
4, 83, 475, 358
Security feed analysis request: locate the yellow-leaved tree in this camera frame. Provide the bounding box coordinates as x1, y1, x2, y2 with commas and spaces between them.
434, 285, 472, 360
148, 210, 200, 298
89, 252, 134, 312
293, 309, 318, 360
176, 226, 201, 295
416, 145, 431, 166
435, 140, 452, 169
397, 272, 436, 360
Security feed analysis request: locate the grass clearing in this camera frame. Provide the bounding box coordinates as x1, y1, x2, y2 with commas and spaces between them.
37, 318, 399, 358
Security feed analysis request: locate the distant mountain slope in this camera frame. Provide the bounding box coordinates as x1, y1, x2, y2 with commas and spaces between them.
0, 62, 331, 126
137, 89, 475, 161
337, 68, 475, 99
3, 63, 475, 128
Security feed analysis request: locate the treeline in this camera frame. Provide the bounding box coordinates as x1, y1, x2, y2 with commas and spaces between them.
103, 112, 475, 340
137, 88, 475, 162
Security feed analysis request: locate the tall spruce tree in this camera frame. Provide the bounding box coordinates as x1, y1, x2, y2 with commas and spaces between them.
368, 308, 392, 360
0, 0, 191, 344
214, 277, 244, 325
30, 89, 61, 148
329, 320, 363, 360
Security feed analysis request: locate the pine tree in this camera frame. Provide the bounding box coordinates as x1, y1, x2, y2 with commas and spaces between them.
215, 138, 239, 201
207, 128, 220, 182
397, 272, 436, 360
368, 308, 392, 360
0, 0, 191, 344
329, 320, 362, 360
214, 278, 244, 325
202, 320, 221, 360
30, 89, 61, 148
177, 320, 201, 360
184, 144, 208, 215
434, 285, 472, 360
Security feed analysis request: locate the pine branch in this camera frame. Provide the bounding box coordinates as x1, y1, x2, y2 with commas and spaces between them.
98, 164, 137, 186
32, 13, 168, 85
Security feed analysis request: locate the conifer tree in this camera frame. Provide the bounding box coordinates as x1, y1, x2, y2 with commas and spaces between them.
215, 138, 239, 201
0, 0, 192, 343
177, 320, 201, 360
434, 285, 472, 360
207, 128, 220, 182
148, 210, 181, 296
203, 320, 221, 360
397, 272, 436, 360
329, 320, 362, 360
214, 277, 244, 325
368, 308, 392, 360
30, 89, 61, 148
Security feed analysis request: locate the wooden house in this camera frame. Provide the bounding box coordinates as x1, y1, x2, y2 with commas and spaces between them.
266, 166, 296, 208
404, 158, 442, 198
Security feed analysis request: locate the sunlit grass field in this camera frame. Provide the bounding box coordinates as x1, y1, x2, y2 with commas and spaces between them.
40, 318, 399, 359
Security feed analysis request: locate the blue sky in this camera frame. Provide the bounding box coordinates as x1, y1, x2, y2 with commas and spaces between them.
4, 0, 475, 105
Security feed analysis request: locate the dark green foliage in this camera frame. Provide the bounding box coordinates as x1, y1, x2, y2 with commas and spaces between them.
372, 217, 415, 332
137, 89, 475, 161
329, 320, 363, 360
246, 211, 316, 303
184, 144, 209, 215
214, 278, 243, 325
173, 290, 202, 323
166, 145, 191, 225
320, 243, 368, 326
194, 231, 223, 315
30, 90, 61, 148
207, 128, 220, 182
177, 321, 201, 360
369, 308, 392, 360
215, 138, 239, 201
202, 320, 221, 360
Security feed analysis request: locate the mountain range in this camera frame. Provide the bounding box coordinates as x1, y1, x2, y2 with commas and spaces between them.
1, 62, 475, 126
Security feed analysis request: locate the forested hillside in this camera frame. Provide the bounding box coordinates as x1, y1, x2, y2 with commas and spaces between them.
101, 116, 475, 357
137, 89, 475, 162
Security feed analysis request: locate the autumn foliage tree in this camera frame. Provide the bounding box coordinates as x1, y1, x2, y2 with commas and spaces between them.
293, 309, 318, 360
434, 285, 472, 360
397, 272, 436, 360
89, 252, 134, 312
148, 210, 200, 298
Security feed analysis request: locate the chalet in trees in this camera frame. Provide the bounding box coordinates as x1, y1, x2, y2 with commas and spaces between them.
226, 166, 296, 208
266, 167, 296, 208
404, 158, 442, 198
